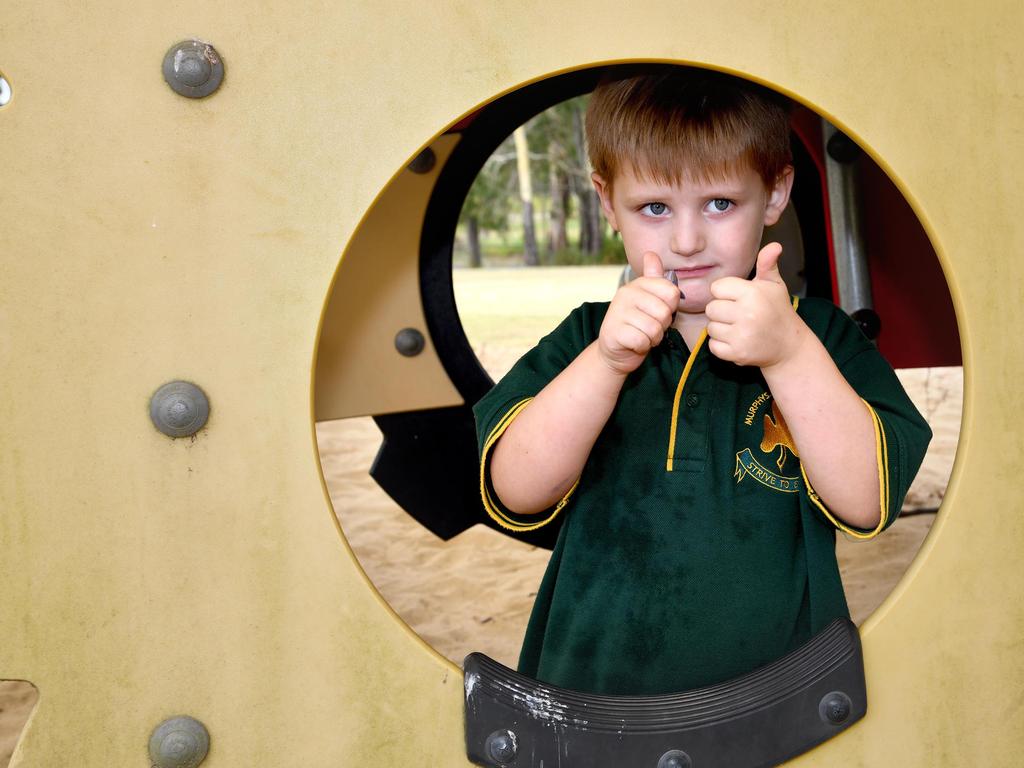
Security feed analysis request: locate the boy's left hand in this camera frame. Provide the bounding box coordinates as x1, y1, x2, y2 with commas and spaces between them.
705, 242, 804, 369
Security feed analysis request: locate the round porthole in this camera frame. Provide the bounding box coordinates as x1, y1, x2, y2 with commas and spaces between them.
314, 64, 962, 673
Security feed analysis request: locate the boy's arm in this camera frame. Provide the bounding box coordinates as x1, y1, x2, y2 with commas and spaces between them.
759, 325, 881, 529
490, 343, 627, 514
706, 243, 881, 530
491, 252, 681, 515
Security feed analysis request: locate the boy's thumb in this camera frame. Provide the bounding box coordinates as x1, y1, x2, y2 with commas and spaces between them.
642, 251, 664, 278
755, 242, 784, 282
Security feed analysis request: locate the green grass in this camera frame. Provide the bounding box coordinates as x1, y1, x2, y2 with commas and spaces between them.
453, 265, 625, 354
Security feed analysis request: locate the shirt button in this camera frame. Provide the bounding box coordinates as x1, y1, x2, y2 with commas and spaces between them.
686, 393, 700, 407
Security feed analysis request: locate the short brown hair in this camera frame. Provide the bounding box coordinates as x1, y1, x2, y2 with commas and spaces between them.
585, 67, 792, 193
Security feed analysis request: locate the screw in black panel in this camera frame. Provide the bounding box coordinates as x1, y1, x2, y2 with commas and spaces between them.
485, 729, 517, 766
819, 691, 853, 725
658, 749, 693, 768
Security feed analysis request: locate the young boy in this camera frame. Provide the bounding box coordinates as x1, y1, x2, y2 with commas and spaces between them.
473, 68, 932, 696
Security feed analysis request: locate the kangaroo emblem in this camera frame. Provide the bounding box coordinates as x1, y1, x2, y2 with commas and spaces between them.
735, 395, 803, 493
761, 402, 799, 471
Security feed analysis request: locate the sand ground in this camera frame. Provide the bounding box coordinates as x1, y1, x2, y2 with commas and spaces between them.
0, 267, 961, 764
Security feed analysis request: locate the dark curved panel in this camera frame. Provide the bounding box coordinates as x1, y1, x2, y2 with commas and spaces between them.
371, 406, 561, 548
372, 68, 608, 548
464, 618, 866, 767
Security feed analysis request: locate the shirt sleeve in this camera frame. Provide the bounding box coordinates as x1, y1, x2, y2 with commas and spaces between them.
472, 302, 604, 532
795, 298, 933, 539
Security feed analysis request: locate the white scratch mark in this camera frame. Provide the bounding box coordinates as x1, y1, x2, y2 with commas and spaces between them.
464, 671, 479, 702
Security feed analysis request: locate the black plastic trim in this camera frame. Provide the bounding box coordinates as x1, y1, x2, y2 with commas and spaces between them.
419, 68, 606, 405
372, 68, 607, 549
464, 618, 866, 767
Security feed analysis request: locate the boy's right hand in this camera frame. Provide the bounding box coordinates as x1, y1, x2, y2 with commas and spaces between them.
598, 251, 681, 375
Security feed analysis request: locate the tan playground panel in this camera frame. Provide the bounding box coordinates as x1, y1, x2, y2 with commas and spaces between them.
1, 2, 1021, 766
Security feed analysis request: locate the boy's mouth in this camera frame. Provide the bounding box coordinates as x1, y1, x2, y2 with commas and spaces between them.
674, 266, 714, 279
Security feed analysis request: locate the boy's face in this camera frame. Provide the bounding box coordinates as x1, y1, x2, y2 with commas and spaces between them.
593, 162, 793, 316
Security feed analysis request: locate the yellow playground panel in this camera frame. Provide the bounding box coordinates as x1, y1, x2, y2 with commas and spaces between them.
1, 2, 1022, 766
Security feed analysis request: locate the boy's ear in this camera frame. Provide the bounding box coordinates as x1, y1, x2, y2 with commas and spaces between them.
763, 166, 794, 227
591, 172, 619, 232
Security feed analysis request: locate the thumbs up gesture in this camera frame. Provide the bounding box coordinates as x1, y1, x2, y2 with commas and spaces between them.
705, 242, 802, 368
754, 241, 785, 284
597, 251, 683, 375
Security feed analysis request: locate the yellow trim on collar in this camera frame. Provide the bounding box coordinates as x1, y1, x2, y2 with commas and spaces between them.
479, 397, 578, 532
665, 329, 709, 472
801, 399, 890, 539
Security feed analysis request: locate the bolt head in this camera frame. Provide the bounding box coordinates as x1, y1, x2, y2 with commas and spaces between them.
173, 49, 213, 87
819, 691, 853, 725
150, 381, 210, 437
395, 328, 426, 357
658, 750, 692, 768
408, 147, 437, 174
826, 130, 861, 163
485, 729, 517, 765
148, 716, 210, 768
162, 40, 224, 98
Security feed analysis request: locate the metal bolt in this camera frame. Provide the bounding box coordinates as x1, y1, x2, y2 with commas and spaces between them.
819, 691, 853, 725
851, 308, 882, 340
150, 381, 210, 437
0, 74, 11, 107
395, 328, 426, 357
658, 749, 693, 768
148, 716, 210, 768
408, 147, 436, 174
485, 729, 517, 765
825, 130, 860, 164
162, 41, 224, 98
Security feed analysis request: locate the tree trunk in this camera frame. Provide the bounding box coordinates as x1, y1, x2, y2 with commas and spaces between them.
547, 141, 569, 258
572, 106, 603, 256
513, 125, 540, 266
467, 216, 482, 268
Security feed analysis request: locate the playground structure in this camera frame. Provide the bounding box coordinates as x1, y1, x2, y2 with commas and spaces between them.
1, 2, 1022, 765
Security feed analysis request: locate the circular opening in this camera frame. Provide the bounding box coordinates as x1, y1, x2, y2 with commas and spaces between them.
0, 72, 12, 108
315, 64, 961, 678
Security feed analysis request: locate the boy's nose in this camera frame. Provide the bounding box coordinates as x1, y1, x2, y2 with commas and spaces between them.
669, 216, 705, 257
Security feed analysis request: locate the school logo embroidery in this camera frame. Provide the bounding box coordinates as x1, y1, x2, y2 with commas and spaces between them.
735, 393, 803, 493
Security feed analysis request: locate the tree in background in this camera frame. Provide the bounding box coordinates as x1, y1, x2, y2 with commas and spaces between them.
513, 125, 540, 266
457, 94, 612, 267
571, 102, 604, 258
527, 100, 573, 258
526, 97, 605, 261
461, 145, 515, 267
546, 130, 570, 256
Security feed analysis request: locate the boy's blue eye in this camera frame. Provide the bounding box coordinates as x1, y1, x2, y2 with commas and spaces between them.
710, 199, 732, 212
644, 202, 667, 216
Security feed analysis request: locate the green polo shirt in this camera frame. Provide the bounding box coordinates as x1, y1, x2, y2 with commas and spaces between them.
474, 297, 931, 696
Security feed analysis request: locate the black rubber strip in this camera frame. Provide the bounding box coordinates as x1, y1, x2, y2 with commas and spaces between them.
464, 618, 866, 767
